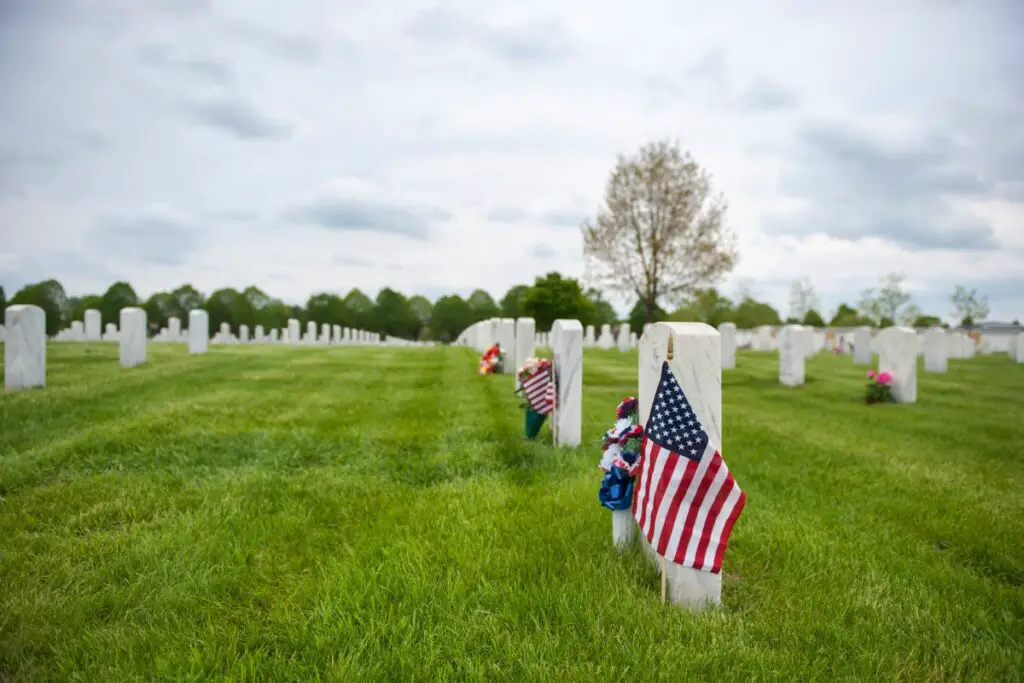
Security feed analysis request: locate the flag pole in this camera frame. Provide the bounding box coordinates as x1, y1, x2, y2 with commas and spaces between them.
661, 332, 675, 605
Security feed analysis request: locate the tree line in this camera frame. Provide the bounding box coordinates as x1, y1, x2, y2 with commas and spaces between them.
1, 272, 999, 344
0, 273, 620, 342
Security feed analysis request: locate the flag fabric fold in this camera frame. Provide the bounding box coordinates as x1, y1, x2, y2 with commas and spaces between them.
631, 361, 746, 574
522, 364, 554, 416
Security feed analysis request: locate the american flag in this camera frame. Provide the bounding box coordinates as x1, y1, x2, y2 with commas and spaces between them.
632, 361, 746, 573
522, 364, 555, 415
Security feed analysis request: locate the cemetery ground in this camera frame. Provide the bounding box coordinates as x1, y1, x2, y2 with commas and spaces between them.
1, 344, 1022, 681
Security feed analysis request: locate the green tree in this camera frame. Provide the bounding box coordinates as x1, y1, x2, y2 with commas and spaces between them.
429, 295, 474, 343
500, 284, 531, 319
0, 285, 6, 312
9, 279, 68, 335
584, 288, 617, 327
69, 295, 103, 323
306, 292, 347, 327
100, 282, 139, 328
258, 299, 293, 331
912, 314, 943, 327
632, 298, 667, 332
144, 291, 176, 330
170, 284, 205, 320
522, 272, 594, 332
466, 289, 500, 322
731, 298, 781, 328
802, 309, 826, 327
407, 295, 433, 339
374, 288, 418, 338
582, 139, 737, 324
343, 288, 375, 330
203, 288, 246, 333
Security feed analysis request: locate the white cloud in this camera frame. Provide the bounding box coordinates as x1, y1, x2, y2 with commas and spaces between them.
0, 0, 1022, 322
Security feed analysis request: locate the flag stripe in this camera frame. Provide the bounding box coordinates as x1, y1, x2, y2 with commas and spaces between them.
654, 456, 700, 557
710, 488, 746, 573
522, 367, 553, 415
680, 454, 727, 566
660, 442, 715, 560
692, 477, 731, 571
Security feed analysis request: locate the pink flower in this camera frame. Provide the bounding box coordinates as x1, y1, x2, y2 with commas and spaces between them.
866, 370, 876, 379
878, 371, 893, 384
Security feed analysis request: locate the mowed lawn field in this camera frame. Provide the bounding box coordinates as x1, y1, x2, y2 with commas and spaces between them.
1, 343, 1022, 681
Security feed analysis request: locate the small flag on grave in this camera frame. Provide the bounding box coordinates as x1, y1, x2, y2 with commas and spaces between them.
632, 359, 746, 574
517, 357, 554, 439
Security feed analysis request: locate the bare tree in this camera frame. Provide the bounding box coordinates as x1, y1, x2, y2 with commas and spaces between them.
950, 285, 990, 325
856, 288, 881, 323
733, 277, 757, 303
876, 273, 912, 320
788, 277, 820, 321
581, 140, 738, 323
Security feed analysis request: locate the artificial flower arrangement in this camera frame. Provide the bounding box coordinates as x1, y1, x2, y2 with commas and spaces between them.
598, 397, 644, 510
864, 369, 895, 404
478, 343, 504, 375
515, 357, 553, 439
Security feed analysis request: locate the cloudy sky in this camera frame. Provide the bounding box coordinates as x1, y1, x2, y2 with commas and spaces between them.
1, 0, 1022, 322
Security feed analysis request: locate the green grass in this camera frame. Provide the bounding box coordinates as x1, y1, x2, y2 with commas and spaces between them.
1, 343, 1022, 681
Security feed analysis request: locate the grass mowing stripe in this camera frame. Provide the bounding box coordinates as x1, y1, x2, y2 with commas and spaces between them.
1, 343, 1022, 680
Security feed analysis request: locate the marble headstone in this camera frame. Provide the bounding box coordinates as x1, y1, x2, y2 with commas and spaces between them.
853, 327, 872, 365
598, 324, 614, 349
119, 307, 147, 368
637, 322, 725, 610
188, 309, 209, 354
254, 324, 264, 342
719, 322, 736, 369
616, 323, 631, 352
4, 304, 46, 389
71, 320, 85, 340
551, 319, 582, 447
288, 319, 301, 344
923, 326, 947, 373
584, 325, 596, 346
878, 327, 917, 403
168, 316, 182, 341
779, 325, 806, 387
84, 309, 101, 340
239, 325, 249, 343
514, 317, 536, 373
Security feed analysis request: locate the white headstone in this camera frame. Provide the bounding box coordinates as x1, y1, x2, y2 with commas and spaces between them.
584, 325, 596, 346
878, 327, 917, 403
288, 319, 300, 344
637, 322, 725, 610
617, 323, 631, 352
188, 310, 208, 354
332, 324, 341, 343
853, 327, 872, 365
119, 307, 147, 368
254, 324, 264, 342
306, 321, 317, 344
1012, 333, 1023, 363
269, 329, 279, 343
239, 324, 249, 343
165, 316, 180, 341
552, 319, 582, 447
598, 324, 614, 349
104, 322, 117, 340
923, 326, 947, 373
70, 320, 85, 340
719, 322, 737, 369
320, 323, 330, 344
514, 317, 536, 373
779, 325, 806, 387
4, 304, 46, 389
84, 309, 101, 340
